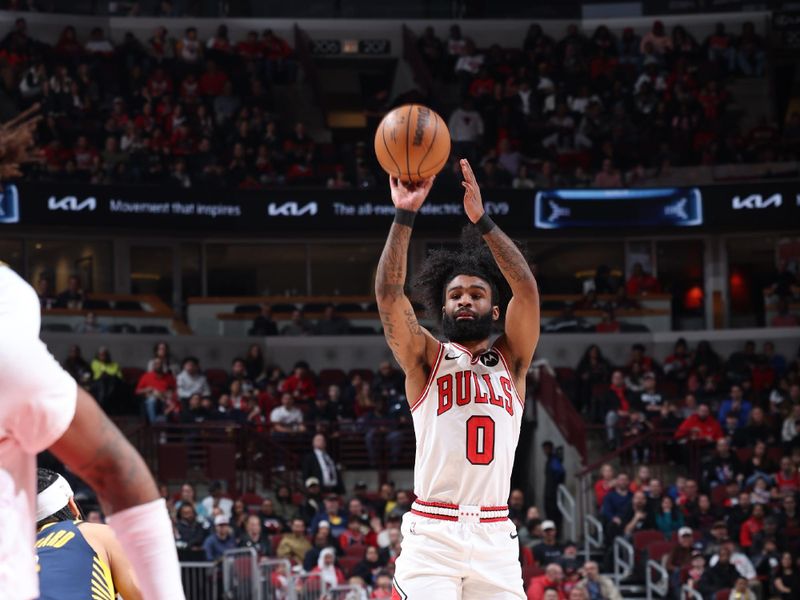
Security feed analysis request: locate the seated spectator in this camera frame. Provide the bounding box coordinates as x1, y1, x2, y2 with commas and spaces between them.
622, 491, 655, 536
595, 308, 621, 334
534, 520, 564, 566
238, 514, 272, 557
74, 311, 106, 334
56, 274, 84, 309
176, 482, 208, 521
249, 303, 278, 336
203, 515, 236, 562
576, 344, 611, 416
703, 438, 742, 490
301, 433, 343, 494
718, 385, 751, 429
594, 464, 616, 510
674, 403, 723, 443
89, 346, 123, 406
771, 299, 799, 327
36, 276, 56, 310
575, 560, 621, 600
772, 551, 798, 600
663, 338, 691, 383
270, 392, 306, 436
625, 263, 661, 296
604, 370, 635, 448
701, 544, 740, 598
774, 456, 800, 497
371, 571, 394, 599
277, 517, 312, 565
638, 372, 663, 418
311, 547, 346, 589
741, 407, 776, 446
147, 341, 179, 375
306, 393, 338, 431
313, 304, 350, 335
310, 494, 348, 539
339, 514, 370, 549
282, 309, 312, 335
601, 473, 632, 539
201, 481, 234, 519
257, 498, 286, 535
135, 356, 177, 423
527, 563, 566, 600
735, 22, 765, 77
655, 496, 685, 539
281, 361, 317, 401
175, 503, 209, 559
176, 356, 210, 408
63, 344, 91, 384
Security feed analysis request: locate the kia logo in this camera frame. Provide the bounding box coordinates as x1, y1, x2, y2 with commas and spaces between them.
48, 195, 97, 212
731, 193, 782, 210
267, 201, 318, 217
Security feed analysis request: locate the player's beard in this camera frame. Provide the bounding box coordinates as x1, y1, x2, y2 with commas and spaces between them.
442, 310, 494, 343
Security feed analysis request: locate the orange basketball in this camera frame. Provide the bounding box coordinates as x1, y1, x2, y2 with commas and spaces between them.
374, 104, 451, 183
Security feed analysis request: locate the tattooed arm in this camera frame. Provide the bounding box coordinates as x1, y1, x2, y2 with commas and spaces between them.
50, 387, 159, 512
376, 176, 441, 403
460, 159, 540, 378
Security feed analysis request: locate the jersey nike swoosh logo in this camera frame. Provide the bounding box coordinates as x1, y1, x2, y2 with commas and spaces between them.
444, 353, 461, 360
510, 532, 519, 539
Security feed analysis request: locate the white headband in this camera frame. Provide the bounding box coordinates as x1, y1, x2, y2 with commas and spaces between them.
36, 474, 74, 522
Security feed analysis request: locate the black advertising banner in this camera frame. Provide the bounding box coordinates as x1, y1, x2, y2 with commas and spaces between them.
2, 180, 798, 235
0, 183, 527, 234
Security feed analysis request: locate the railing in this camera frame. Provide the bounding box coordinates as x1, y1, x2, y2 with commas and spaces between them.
583, 514, 604, 562
646, 559, 669, 600
259, 558, 292, 599
535, 368, 587, 461
290, 572, 326, 600
681, 585, 703, 600
181, 561, 219, 600
613, 536, 635, 588
557, 484, 577, 543
222, 548, 261, 600
328, 585, 367, 599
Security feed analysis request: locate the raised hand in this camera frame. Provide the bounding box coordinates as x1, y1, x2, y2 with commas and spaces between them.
0, 104, 42, 179
389, 175, 435, 212
460, 159, 484, 223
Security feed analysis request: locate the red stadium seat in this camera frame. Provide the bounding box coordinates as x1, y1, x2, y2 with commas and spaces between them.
520, 545, 535, 567
711, 485, 730, 507
344, 543, 367, 558
239, 492, 263, 510
318, 368, 347, 387
347, 368, 373, 382
715, 589, 731, 600
647, 541, 676, 563
338, 556, 360, 577
205, 368, 228, 388
121, 366, 144, 385
633, 530, 665, 553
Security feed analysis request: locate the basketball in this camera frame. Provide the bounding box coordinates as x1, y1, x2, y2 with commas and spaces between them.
374, 104, 451, 183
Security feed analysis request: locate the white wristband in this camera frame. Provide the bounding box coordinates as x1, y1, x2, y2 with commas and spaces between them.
106, 498, 185, 600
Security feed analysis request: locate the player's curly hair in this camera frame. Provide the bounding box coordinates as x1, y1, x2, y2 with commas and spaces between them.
412, 225, 520, 321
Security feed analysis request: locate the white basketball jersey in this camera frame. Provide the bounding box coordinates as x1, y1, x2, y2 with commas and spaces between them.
409, 341, 524, 506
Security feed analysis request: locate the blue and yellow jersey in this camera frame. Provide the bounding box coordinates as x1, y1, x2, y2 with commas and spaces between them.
36, 520, 116, 600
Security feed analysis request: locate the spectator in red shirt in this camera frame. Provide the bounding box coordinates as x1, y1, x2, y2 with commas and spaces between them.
339, 515, 368, 548
136, 356, 177, 423
674, 403, 723, 442
236, 31, 262, 60
739, 503, 764, 548
625, 262, 661, 296
774, 457, 800, 497
198, 60, 228, 97
528, 564, 566, 600
605, 370, 634, 448
595, 308, 621, 333
281, 361, 317, 402
594, 463, 616, 509
771, 299, 799, 327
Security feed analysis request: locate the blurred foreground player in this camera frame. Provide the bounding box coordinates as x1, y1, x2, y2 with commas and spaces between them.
0, 265, 184, 599
36, 468, 141, 600
375, 159, 540, 599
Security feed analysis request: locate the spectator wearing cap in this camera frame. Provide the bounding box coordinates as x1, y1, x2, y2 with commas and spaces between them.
203, 515, 236, 561
300, 477, 323, 523
575, 560, 622, 600
277, 517, 312, 565
310, 494, 348, 538
302, 434, 343, 494
667, 527, 696, 573
534, 520, 564, 566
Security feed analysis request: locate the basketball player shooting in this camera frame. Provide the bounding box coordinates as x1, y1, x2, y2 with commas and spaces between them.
376, 158, 540, 599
